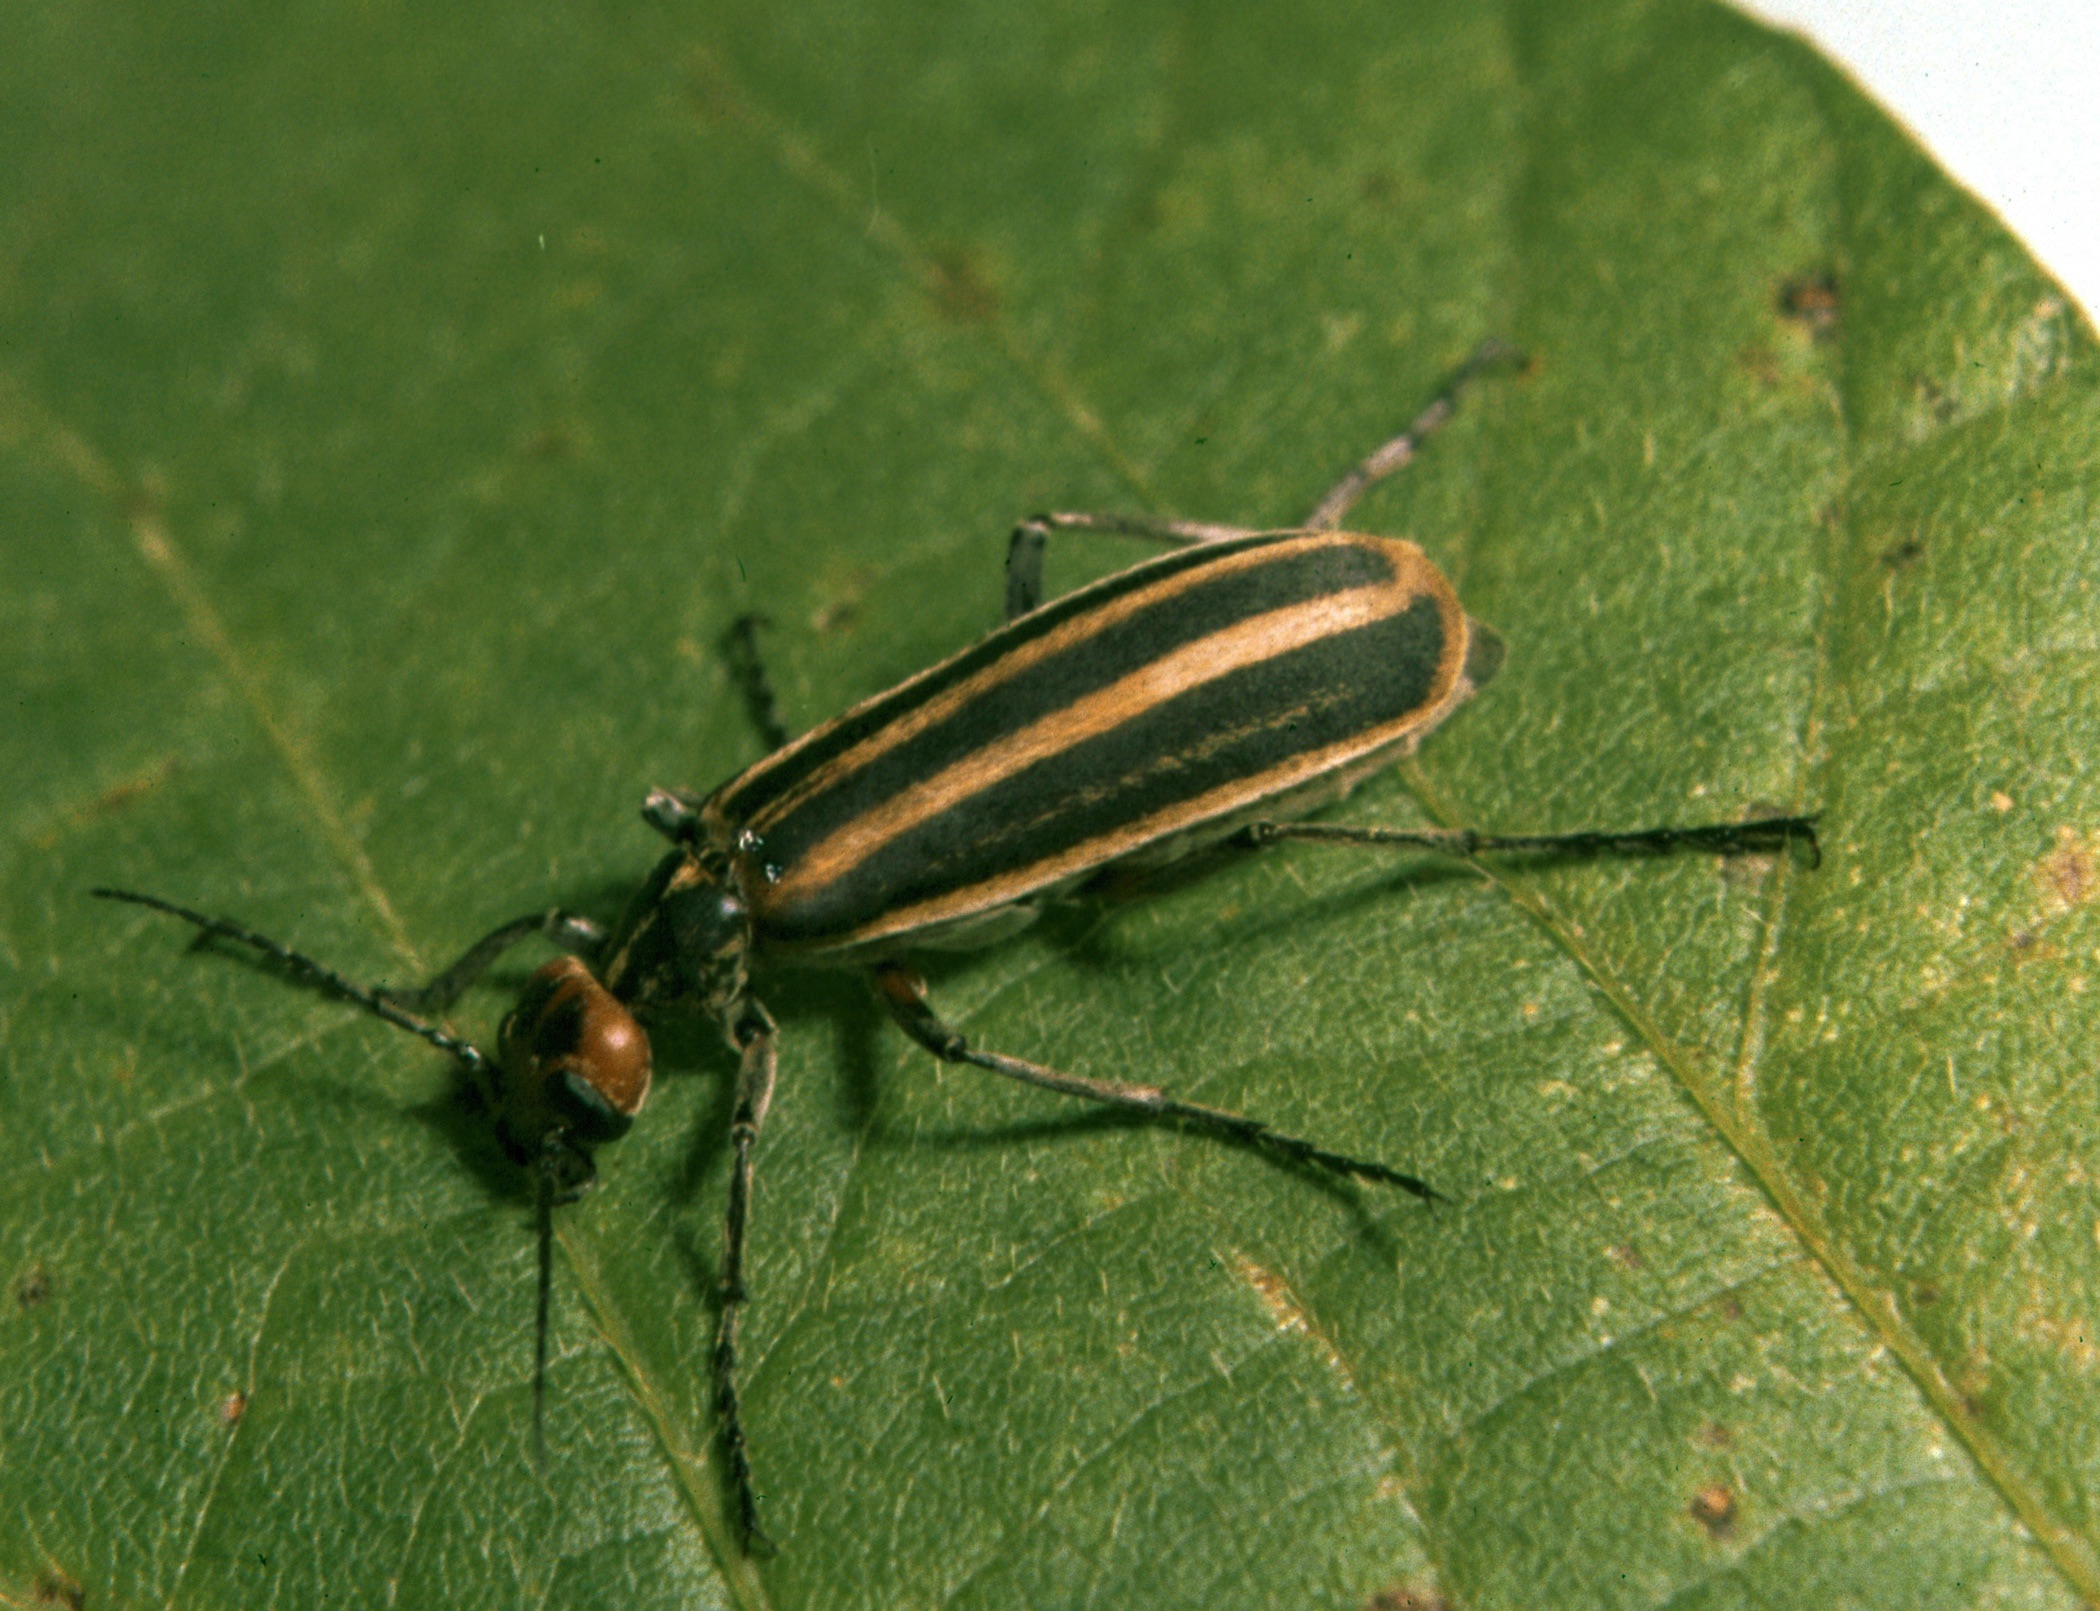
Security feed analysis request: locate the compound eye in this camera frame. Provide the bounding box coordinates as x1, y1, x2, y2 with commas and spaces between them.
499, 957, 653, 1144
556, 1068, 631, 1141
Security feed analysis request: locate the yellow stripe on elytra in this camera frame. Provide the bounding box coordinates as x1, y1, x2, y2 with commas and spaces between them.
813, 646, 1469, 951
766, 571, 1428, 911
735, 534, 1316, 833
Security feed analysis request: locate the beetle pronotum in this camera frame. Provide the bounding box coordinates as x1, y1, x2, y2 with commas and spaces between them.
95, 342, 1817, 1548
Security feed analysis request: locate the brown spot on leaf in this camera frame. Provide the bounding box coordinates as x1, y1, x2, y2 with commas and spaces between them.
34, 1570, 85, 1610
1605, 1242, 1643, 1271
220, 1390, 249, 1425
521, 425, 574, 462
2039, 827, 2095, 911
810, 598, 858, 635
92, 757, 178, 817
1232, 1254, 1311, 1340
1913, 1283, 1940, 1308
1689, 1484, 1736, 1539
1777, 273, 1840, 338
1693, 1421, 1732, 1448
1954, 1349, 1992, 1410
1228, 1252, 1354, 1383
810, 567, 875, 635
1913, 373, 1959, 426
30, 757, 181, 849
1878, 534, 1924, 568
925, 247, 998, 323
1366, 1588, 1448, 1611
16, 1263, 50, 1309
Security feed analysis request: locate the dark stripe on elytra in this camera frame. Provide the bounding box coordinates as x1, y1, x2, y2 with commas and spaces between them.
715, 531, 1322, 822
741, 538, 1399, 855
761, 594, 1445, 945
601, 849, 685, 1003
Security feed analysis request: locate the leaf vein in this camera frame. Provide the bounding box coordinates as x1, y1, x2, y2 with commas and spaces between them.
679, 44, 1156, 505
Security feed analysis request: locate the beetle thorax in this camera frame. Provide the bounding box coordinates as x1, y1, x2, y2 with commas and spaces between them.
600, 846, 755, 1023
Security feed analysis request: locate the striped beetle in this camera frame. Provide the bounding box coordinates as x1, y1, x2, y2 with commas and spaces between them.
95, 342, 1817, 1548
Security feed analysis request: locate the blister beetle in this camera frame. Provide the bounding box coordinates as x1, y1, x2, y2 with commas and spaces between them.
96, 342, 1817, 1548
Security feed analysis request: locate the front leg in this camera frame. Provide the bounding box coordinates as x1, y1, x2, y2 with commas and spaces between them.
713, 996, 781, 1552
382, 909, 607, 1012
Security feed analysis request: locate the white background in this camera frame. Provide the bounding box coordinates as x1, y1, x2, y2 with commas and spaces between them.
1735, 0, 2099, 325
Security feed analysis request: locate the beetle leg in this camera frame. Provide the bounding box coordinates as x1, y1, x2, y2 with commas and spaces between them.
1004, 521, 1047, 619
529, 1133, 598, 1467
722, 613, 790, 752
382, 909, 608, 1012
1003, 339, 1522, 620
1004, 513, 1283, 620
1238, 812, 1820, 869
714, 997, 781, 1552
1304, 338, 1524, 531
870, 963, 1437, 1200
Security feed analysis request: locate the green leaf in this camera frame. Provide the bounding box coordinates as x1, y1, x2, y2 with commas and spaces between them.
4, 0, 2096, 1606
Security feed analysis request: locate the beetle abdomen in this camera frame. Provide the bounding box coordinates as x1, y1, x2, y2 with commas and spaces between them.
709, 531, 1477, 953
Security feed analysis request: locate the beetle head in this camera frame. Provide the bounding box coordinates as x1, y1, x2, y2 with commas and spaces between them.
495, 955, 652, 1189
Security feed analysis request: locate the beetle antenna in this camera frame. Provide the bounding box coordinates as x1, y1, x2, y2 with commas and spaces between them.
88, 888, 498, 1078
533, 1149, 557, 1468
